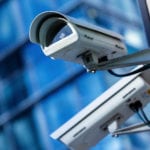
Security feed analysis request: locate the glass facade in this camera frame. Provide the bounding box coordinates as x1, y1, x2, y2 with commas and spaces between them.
0, 0, 150, 150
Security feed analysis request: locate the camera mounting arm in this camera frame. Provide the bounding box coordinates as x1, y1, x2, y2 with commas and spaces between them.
111, 122, 150, 136
82, 48, 150, 72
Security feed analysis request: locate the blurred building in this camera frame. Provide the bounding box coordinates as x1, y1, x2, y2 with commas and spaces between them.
0, 0, 150, 150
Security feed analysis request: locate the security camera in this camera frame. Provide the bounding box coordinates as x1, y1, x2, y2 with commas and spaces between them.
29, 11, 127, 71
29, 11, 150, 149
50, 72, 150, 150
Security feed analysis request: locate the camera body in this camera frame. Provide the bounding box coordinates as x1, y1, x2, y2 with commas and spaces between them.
50, 72, 150, 150
29, 11, 127, 68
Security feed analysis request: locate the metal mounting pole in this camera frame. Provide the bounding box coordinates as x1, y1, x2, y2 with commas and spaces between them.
83, 49, 150, 71
112, 122, 150, 136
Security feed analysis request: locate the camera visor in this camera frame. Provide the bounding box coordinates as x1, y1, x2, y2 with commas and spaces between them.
39, 18, 73, 47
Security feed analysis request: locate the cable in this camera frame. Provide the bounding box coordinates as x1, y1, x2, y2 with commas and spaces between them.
137, 111, 148, 124
139, 108, 150, 126
136, 110, 149, 125
129, 101, 150, 126
108, 64, 150, 77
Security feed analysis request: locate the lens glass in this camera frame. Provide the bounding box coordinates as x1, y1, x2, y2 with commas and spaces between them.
51, 25, 72, 44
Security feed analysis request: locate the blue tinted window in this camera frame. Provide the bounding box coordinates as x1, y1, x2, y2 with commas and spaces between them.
53, 0, 79, 10
22, 43, 82, 92
1, 72, 27, 113
75, 72, 107, 107
12, 114, 41, 150
0, 2, 24, 50
18, 0, 52, 33
68, 4, 90, 19
0, 130, 10, 150
42, 84, 82, 129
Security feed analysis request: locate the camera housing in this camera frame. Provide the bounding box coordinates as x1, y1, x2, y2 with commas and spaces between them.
50, 73, 150, 150
29, 11, 127, 70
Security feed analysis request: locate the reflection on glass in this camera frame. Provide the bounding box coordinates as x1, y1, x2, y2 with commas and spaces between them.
51, 25, 72, 44
12, 115, 41, 150
0, 131, 9, 150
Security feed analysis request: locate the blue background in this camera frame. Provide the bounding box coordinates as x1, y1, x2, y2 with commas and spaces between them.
0, 0, 150, 150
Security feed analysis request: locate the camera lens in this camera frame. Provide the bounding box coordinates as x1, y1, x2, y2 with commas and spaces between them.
51, 25, 72, 44
39, 18, 73, 47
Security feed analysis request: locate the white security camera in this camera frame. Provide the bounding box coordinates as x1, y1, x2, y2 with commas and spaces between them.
29, 11, 127, 71
50, 72, 150, 150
